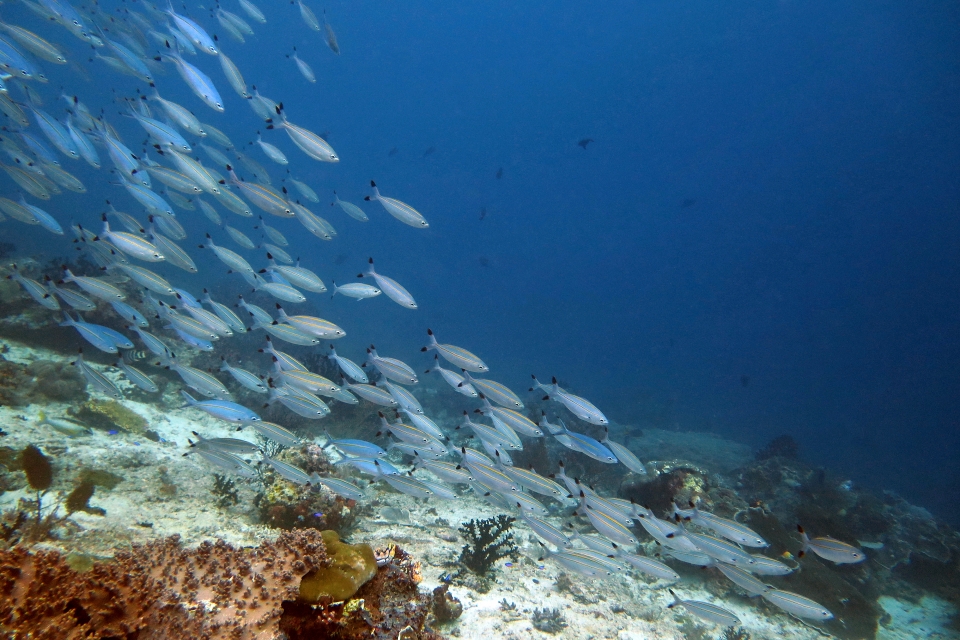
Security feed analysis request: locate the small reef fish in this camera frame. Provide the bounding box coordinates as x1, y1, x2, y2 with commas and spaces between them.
532, 375, 608, 426
7, 265, 59, 310
332, 191, 368, 222
761, 589, 834, 620
538, 545, 619, 578
366, 345, 418, 384
261, 456, 311, 484
309, 473, 364, 501
667, 590, 741, 627
601, 429, 647, 475
37, 410, 91, 437
673, 502, 768, 548
72, 350, 123, 399
181, 390, 261, 423
220, 358, 268, 393
328, 346, 368, 383
61, 268, 125, 301
364, 181, 428, 228
798, 525, 866, 564
426, 355, 477, 397
421, 329, 488, 372
190, 448, 259, 478
713, 562, 770, 596
331, 281, 380, 300
116, 359, 159, 393
549, 418, 616, 463
244, 421, 301, 447
60, 313, 123, 353
357, 258, 416, 309
460, 370, 523, 409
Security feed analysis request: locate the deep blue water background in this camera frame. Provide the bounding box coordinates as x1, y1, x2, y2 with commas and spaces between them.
4, 0, 960, 522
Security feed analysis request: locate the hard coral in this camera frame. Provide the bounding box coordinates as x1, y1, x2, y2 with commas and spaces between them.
257, 476, 358, 534
25, 359, 87, 403
458, 515, 518, 576
299, 530, 377, 602
280, 543, 442, 640
71, 399, 148, 434
621, 467, 708, 516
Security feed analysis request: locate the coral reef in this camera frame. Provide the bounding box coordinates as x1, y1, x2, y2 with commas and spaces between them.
531, 607, 567, 634
26, 359, 87, 402
279, 543, 442, 640
0, 530, 329, 639
256, 475, 358, 534
0, 356, 88, 407
755, 434, 800, 461
458, 515, 518, 576
620, 467, 708, 515
430, 583, 463, 624
737, 507, 880, 639
255, 445, 358, 534
71, 399, 148, 434
298, 530, 377, 602
212, 473, 241, 508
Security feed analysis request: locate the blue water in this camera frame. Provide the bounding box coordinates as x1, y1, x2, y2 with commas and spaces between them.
3, 0, 959, 524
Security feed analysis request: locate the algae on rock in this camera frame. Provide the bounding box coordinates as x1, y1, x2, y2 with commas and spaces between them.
71, 399, 148, 434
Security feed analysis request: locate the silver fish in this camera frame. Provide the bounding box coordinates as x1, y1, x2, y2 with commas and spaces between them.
332, 191, 368, 221
364, 180, 428, 228
667, 590, 740, 627
220, 358, 267, 393
421, 328, 488, 372
798, 526, 866, 564
247, 421, 301, 447
262, 456, 311, 484
116, 359, 158, 393
762, 589, 833, 620
72, 350, 122, 399
366, 345, 418, 384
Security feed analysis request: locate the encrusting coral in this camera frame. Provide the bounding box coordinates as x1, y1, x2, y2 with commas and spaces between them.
71, 399, 148, 434
298, 530, 377, 602
0, 530, 443, 639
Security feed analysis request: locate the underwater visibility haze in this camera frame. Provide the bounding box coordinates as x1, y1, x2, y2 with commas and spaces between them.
0, 0, 957, 638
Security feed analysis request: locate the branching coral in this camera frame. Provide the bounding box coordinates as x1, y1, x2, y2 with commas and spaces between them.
458, 515, 518, 575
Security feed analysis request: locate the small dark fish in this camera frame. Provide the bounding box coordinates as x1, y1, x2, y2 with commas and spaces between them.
478, 256, 490, 267
388, 147, 398, 157
578, 138, 594, 149
681, 198, 697, 209
333, 253, 348, 265
741, 375, 750, 387
496, 167, 503, 179
479, 206, 486, 221
423, 146, 436, 157
323, 10, 340, 55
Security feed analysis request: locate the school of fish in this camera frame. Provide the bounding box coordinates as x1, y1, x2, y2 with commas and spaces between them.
0, 0, 866, 632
